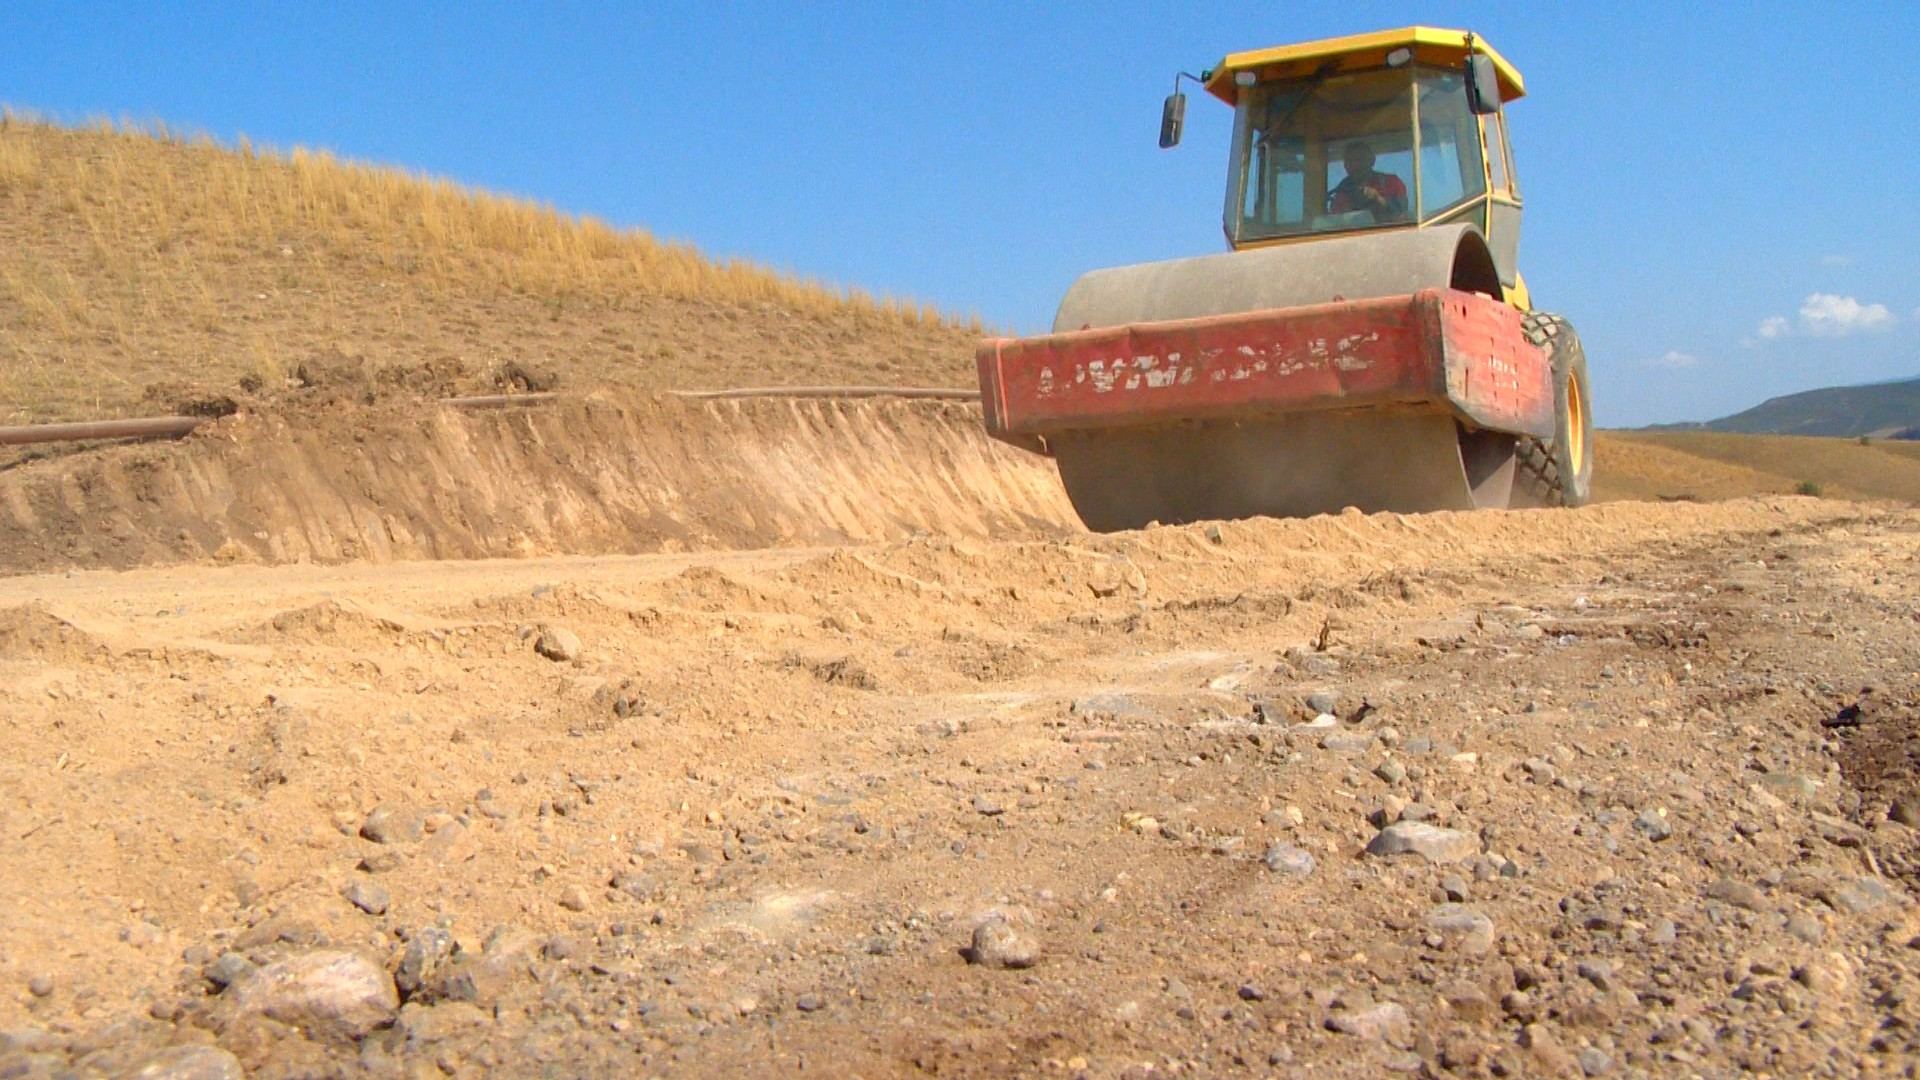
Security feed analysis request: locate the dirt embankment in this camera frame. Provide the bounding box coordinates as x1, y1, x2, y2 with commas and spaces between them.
0, 396, 1077, 573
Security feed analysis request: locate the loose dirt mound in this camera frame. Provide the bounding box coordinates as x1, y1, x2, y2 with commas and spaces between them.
0, 602, 105, 662
0, 396, 1079, 573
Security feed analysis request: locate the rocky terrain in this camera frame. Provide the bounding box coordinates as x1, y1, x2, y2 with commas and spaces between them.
4, 496, 1919, 1077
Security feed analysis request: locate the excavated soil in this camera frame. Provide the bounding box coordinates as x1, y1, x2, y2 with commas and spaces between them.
0, 396, 1077, 573
6, 496, 1920, 1078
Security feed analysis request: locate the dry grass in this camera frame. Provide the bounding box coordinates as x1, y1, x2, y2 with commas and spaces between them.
0, 111, 981, 423
1597, 431, 1920, 505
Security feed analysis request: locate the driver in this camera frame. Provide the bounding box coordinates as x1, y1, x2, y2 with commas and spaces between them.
1328, 141, 1407, 219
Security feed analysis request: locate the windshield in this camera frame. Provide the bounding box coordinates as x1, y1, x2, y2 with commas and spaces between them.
1226, 65, 1487, 244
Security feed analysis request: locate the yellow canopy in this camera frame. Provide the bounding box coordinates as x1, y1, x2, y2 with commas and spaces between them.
1203, 26, 1525, 106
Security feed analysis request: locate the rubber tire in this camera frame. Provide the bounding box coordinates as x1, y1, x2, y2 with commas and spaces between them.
1513, 312, 1594, 507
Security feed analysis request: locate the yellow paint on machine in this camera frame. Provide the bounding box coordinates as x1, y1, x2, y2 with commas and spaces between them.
1203, 26, 1526, 104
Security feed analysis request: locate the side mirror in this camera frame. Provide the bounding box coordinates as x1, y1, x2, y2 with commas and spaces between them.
1465, 54, 1501, 115
1159, 92, 1186, 149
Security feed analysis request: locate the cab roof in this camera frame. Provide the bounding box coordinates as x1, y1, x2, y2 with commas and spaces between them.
1202, 26, 1525, 106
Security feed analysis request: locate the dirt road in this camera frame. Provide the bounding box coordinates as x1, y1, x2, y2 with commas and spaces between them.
4, 496, 1920, 1077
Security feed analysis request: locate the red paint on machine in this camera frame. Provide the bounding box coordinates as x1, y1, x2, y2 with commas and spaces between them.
976, 288, 1552, 446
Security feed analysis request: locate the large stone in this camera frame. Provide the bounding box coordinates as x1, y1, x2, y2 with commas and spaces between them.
1321, 731, 1376, 754
534, 625, 582, 662
1631, 810, 1672, 842
1425, 904, 1496, 955
1705, 878, 1768, 912
223, 950, 398, 1041
434, 926, 541, 1007
1262, 842, 1317, 877
1758, 771, 1818, 801
359, 806, 424, 845
1325, 1002, 1411, 1045
965, 916, 1041, 970
342, 880, 390, 916
395, 927, 457, 999
396, 1000, 490, 1049
1365, 821, 1478, 864
128, 1046, 246, 1080
1821, 876, 1896, 915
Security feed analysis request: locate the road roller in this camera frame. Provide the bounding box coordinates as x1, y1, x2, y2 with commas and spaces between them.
975, 27, 1592, 530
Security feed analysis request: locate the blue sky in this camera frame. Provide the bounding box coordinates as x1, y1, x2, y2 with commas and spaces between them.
3, 2, 1917, 426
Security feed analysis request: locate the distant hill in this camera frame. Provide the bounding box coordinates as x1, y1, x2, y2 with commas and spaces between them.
1595, 430, 1920, 504
1652, 376, 1920, 439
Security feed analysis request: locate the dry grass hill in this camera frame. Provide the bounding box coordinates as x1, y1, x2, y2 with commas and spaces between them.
0, 113, 979, 425
1594, 431, 1920, 505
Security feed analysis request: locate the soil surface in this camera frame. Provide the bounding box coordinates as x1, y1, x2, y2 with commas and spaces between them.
6, 496, 1920, 1077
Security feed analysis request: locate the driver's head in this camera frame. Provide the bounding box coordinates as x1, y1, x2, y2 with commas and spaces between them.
1342, 141, 1376, 176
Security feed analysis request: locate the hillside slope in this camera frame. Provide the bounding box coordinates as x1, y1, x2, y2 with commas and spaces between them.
0, 115, 978, 424
1597, 430, 1920, 504
1654, 376, 1920, 438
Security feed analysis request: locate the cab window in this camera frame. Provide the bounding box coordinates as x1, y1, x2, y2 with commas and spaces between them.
1485, 110, 1511, 194
1414, 68, 1486, 218
1230, 67, 1413, 242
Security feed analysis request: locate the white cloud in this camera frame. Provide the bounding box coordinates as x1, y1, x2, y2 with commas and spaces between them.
1753, 295, 1898, 341
1643, 349, 1698, 369
1819, 254, 1853, 268
1799, 293, 1896, 337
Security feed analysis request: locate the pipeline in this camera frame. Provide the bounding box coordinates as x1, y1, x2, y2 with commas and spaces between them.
0, 416, 207, 447
1, 391, 559, 447
0, 388, 980, 448
668, 386, 979, 402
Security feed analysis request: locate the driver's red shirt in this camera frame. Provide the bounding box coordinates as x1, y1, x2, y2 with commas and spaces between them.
1330, 172, 1407, 214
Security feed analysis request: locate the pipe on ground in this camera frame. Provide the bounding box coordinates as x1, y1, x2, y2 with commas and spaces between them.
0, 387, 980, 447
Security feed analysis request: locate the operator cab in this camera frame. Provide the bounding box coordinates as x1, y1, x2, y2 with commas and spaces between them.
1233, 65, 1480, 241
1163, 28, 1528, 292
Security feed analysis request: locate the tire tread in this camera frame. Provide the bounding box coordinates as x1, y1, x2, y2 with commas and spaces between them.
1514, 311, 1572, 506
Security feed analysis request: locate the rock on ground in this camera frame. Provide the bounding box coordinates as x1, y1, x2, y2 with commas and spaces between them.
535, 625, 582, 662
1364, 821, 1478, 863
220, 950, 398, 1041
966, 916, 1041, 970
127, 1045, 245, 1080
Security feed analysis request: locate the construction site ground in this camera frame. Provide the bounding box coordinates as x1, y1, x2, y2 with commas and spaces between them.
5, 487, 1920, 1078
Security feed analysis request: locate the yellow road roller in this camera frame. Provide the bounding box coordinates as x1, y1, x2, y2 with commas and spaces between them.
976, 27, 1592, 529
